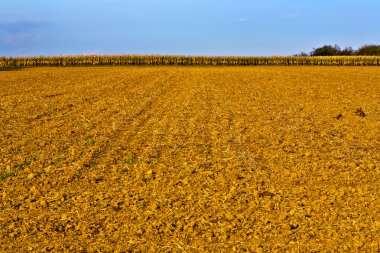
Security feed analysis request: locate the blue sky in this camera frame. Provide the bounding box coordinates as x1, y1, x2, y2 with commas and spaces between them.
0, 0, 379, 56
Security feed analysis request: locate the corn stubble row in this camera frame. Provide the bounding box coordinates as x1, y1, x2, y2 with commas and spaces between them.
0, 67, 379, 252
1, 55, 380, 67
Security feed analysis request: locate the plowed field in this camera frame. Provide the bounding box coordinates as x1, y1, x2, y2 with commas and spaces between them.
1, 67, 379, 252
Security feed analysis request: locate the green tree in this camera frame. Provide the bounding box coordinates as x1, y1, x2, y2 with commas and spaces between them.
310, 45, 340, 56
339, 46, 355, 56
356, 45, 380, 56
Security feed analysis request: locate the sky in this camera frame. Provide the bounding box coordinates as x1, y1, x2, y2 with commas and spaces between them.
0, 0, 379, 56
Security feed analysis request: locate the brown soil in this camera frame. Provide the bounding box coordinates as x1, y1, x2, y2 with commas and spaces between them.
0, 67, 379, 252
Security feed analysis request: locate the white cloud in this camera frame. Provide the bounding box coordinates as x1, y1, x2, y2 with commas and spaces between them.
1, 32, 41, 45
0, 19, 47, 46
238, 17, 248, 23
283, 12, 301, 19
82, 49, 104, 55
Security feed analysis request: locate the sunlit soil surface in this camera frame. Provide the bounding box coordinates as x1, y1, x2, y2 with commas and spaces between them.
0, 66, 379, 252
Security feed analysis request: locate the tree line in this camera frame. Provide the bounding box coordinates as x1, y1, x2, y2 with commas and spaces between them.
297, 44, 380, 56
